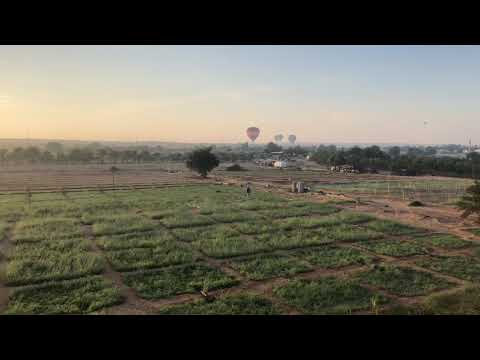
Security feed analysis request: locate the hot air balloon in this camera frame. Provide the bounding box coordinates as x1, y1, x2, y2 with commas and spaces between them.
274, 134, 284, 143
288, 134, 297, 145
246, 127, 260, 142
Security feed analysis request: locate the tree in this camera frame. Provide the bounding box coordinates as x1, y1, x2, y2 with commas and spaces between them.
458, 180, 480, 223
186, 147, 219, 178
331, 150, 347, 166
424, 146, 437, 156
69, 148, 93, 163
388, 146, 401, 159
110, 166, 119, 186
467, 152, 480, 179
0, 149, 8, 166
265, 142, 282, 153
46, 142, 64, 156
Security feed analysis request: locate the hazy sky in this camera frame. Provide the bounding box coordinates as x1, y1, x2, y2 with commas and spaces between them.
1, 45, 479, 144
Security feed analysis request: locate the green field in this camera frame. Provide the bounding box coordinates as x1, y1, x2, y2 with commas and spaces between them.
0, 184, 476, 315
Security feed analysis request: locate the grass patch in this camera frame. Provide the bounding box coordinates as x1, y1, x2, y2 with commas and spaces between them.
148, 210, 176, 220
211, 211, 257, 224
5, 276, 123, 314
162, 213, 216, 229
260, 204, 339, 219
8, 238, 90, 257
5, 250, 105, 286
228, 253, 312, 280
265, 229, 336, 251
293, 245, 375, 269
413, 234, 473, 250
105, 245, 196, 272
363, 219, 423, 236
233, 221, 276, 235
415, 255, 480, 282
195, 235, 273, 258
317, 224, 383, 243
96, 231, 174, 250
14, 218, 84, 243
158, 294, 281, 315
170, 225, 214, 242
275, 212, 376, 233
422, 286, 480, 315
357, 265, 453, 296
196, 227, 343, 259
379, 304, 425, 315
92, 215, 158, 236
357, 239, 429, 257
0, 221, 8, 240
273, 277, 387, 314
0, 206, 24, 223
123, 264, 239, 299
237, 201, 282, 211
172, 224, 240, 242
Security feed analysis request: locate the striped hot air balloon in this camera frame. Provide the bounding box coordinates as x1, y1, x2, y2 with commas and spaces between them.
274, 134, 284, 143
246, 127, 260, 142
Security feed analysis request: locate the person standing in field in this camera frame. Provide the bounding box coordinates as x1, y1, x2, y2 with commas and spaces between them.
246, 182, 252, 197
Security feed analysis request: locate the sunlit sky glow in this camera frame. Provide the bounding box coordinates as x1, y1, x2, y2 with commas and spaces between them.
1, 45, 479, 144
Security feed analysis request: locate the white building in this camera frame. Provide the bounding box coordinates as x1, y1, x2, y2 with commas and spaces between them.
273, 160, 288, 168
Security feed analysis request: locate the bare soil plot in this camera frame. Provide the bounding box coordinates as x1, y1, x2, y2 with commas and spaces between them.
0, 163, 202, 193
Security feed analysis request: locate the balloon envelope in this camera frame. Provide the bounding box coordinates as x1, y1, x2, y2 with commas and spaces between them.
274, 134, 284, 142
246, 127, 260, 142
288, 134, 297, 144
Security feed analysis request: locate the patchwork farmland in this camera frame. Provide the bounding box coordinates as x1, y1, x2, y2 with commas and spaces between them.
2, 182, 480, 315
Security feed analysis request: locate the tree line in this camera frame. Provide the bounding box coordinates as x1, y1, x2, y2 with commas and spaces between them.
0, 142, 175, 165
310, 145, 480, 178
2, 141, 479, 178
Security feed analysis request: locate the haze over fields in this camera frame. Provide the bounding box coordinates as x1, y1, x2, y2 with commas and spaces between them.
1, 45, 480, 144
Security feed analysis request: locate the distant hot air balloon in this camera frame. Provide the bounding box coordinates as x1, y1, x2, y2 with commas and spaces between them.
274, 134, 284, 143
288, 134, 297, 145
246, 127, 260, 142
